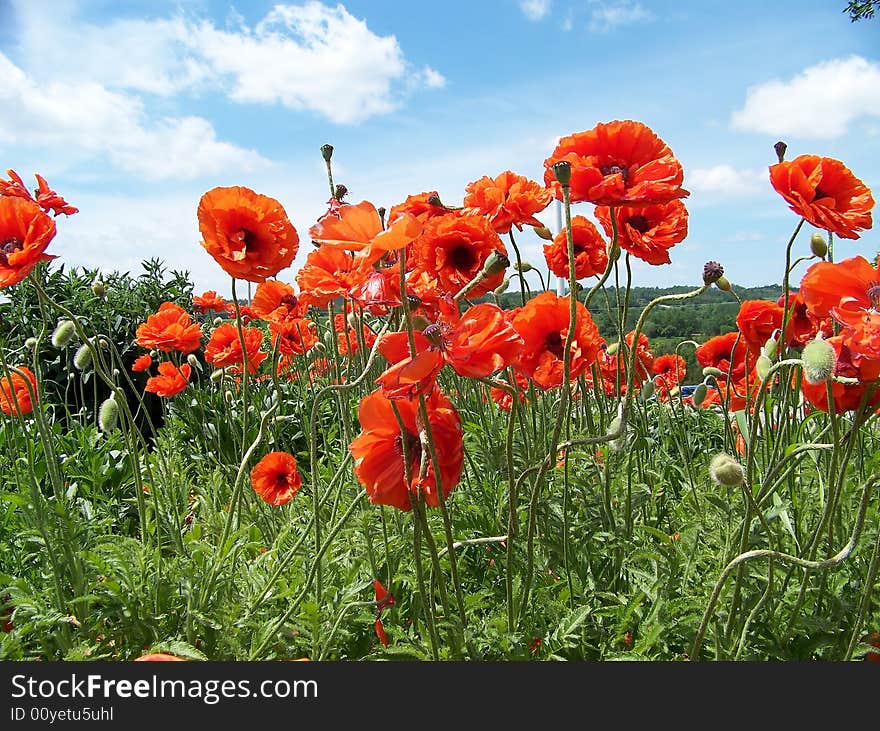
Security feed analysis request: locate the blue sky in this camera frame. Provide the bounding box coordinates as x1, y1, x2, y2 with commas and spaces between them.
1, 0, 878, 299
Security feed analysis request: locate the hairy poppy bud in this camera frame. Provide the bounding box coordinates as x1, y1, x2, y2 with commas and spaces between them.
320, 144, 334, 163
213, 317, 223, 327
702, 366, 724, 378
552, 160, 572, 187
802, 335, 836, 385
347, 312, 359, 330
334, 184, 348, 201
91, 279, 106, 298
703, 261, 724, 285
51, 320, 76, 348
710, 453, 744, 486
640, 379, 656, 402
377, 206, 386, 225
606, 342, 620, 356
762, 334, 778, 361
810, 232, 827, 258
74, 342, 93, 370
532, 225, 553, 241
99, 396, 119, 433
715, 276, 732, 293
24, 337, 37, 349
210, 368, 225, 383
313, 341, 326, 353
756, 354, 772, 381
482, 251, 510, 277
224, 390, 233, 403
493, 278, 510, 296
606, 415, 626, 452
669, 385, 681, 398
186, 354, 199, 369
608, 243, 621, 262
691, 383, 707, 407
515, 261, 533, 273
773, 141, 787, 164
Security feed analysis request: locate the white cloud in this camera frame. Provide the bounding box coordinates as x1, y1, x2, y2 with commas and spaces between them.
0, 52, 269, 180
731, 56, 880, 139
12, 1, 443, 126
520, 0, 551, 21
687, 165, 766, 196
589, 1, 653, 32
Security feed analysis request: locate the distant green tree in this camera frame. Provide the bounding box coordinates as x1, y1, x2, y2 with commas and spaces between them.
845, 1, 877, 20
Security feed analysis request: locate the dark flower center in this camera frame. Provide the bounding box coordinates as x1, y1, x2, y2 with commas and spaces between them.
423, 323, 444, 348
868, 283, 880, 309
626, 215, 650, 233
274, 472, 291, 488
812, 187, 831, 202
600, 163, 629, 184
396, 431, 422, 468
545, 331, 566, 360
239, 229, 257, 250
0, 238, 23, 267
280, 294, 299, 307
448, 243, 476, 272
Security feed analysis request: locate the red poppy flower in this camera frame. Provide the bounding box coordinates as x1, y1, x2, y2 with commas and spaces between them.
597, 331, 655, 391
205, 323, 267, 373
374, 618, 388, 648
387, 191, 449, 224
0, 197, 57, 288
375, 331, 446, 400
192, 290, 230, 315
250, 451, 303, 507
131, 354, 153, 373
309, 200, 421, 254
696, 332, 749, 382
653, 353, 687, 388
197, 186, 299, 283
0, 366, 37, 416
511, 291, 602, 390
269, 317, 318, 357
543, 215, 608, 280
777, 291, 831, 347
135, 302, 203, 354
801, 335, 880, 413
769, 155, 873, 239
350, 388, 464, 512
463, 171, 552, 234
145, 362, 191, 397
374, 579, 395, 611
736, 300, 784, 355
349, 263, 402, 315
2, 170, 78, 217
297, 245, 368, 309
595, 200, 688, 266
249, 279, 307, 321
542, 120, 689, 206
411, 214, 508, 298
862, 632, 880, 662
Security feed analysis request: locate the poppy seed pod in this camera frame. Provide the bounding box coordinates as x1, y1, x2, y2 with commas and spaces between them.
98, 396, 119, 433
320, 144, 333, 162
802, 335, 836, 385
691, 383, 707, 407
773, 140, 787, 164
532, 225, 553, 241
703, 261, 724, 285
51, 320, 76, 348
91, 279, 106, 298
810, 232, 828, 258
552, 160, 572, 187
709, 453, 744, 486
73, 342, 93, 370
481, 250, 510, 277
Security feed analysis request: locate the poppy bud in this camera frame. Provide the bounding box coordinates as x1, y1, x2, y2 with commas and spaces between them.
24, 337, 37, 349
552, 161, 572, 187
640, 379, 655, 402
756, 354, 772, 381
91, 279, 106, 298
669, 385, 681, 398
810, 232, 827, 258
313, 341, 326, 353
377, 207, 386, 225
702, 366, 724, 378
709, 453, 744, 486
347, 312, 359, 330
187, 354, 199, 369
426, 194, 443, 207
802, 335, 836, 385
51, 320, 76, 348
608, 243, 621, 262
606, 415, 626, 452
714, 276, 732, 293
74, 342, 93, 370
224, 390, 233, 403
762, 335, 778, 361
320, 144, 334, 162
482, 251, 510, 277
210, 368, 225, 383
692, 383, 707, 407
334, 184, 348, 200
606, 342, 620, 356
702, 261, 724, 285
532, 225, 553, 241
213, 317, 223, 327
515, 261, 533, 273
493, 278, 510, 296
99, 396, 119, 433
773, 141, 787, 164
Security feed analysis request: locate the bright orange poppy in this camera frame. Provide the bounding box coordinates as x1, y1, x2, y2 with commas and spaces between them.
2, 170, 78, 217
597, 331, 655, 392
411, 214, 508, 298
594, 200, 688, 266
653, 353, 687, 389
696, 332, 749, 383
736, 300, 784, 355
297, 245, 368, 309
192, 290, 230, 315
0, 197, 57, 288
387, 191, 449, 224
463, 171, 552, 234
131, 354, 153, 373
511, 291, 602, 390
269, 317, 318, 357
350, 387, 464, 512
197, 186, 299, 282
249, 279, 307, 321
543, 215, 608, 280
349, 263, 402, 315
801, 335, 880, 413
250, 451, 303, 506
769, 155, 873, 239
777, 291, 832, 347
542, 120, 689, 206
145, 362, 191, 397
204, 323, 267, 373
135, 302, 202, 354
309, 200, 422, 255
0, 366, 37, 416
